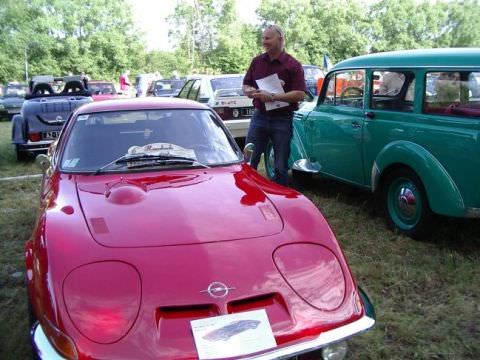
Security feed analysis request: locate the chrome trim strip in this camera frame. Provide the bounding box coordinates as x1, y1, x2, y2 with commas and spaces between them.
31, 322, 68, 360
247, 314, 375, 359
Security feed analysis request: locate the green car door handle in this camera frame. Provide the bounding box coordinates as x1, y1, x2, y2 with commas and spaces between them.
365, 111, 375, 119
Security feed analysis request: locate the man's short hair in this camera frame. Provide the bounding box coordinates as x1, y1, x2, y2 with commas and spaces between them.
265, 24, 285, 50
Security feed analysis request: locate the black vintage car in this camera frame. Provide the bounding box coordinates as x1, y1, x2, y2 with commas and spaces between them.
11, 75, 92, 161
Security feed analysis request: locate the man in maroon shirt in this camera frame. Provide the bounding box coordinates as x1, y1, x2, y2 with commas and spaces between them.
243, 24, 306, 186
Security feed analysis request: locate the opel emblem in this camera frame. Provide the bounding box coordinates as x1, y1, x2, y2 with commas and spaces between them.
201, 281, 235, 298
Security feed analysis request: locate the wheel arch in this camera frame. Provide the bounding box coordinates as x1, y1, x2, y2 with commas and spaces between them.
372, 140, 465, 217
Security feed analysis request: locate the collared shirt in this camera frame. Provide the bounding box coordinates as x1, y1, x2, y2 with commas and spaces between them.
243, 52, 306, 114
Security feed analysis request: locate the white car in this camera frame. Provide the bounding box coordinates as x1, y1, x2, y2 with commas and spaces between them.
177, 74, 253, 143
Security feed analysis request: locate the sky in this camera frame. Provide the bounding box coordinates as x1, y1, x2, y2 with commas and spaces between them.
130, 0, 261, 52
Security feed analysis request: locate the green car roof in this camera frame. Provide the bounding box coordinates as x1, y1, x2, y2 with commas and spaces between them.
331, 48, 480, 71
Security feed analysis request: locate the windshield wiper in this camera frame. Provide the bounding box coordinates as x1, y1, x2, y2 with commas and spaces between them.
93, 153, 209, 175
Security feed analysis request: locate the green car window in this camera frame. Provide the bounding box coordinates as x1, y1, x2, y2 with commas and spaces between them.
336, 70, 365, 108
424, 71, 480, 118
320, 70, 365, 108
371, 71, 415, 112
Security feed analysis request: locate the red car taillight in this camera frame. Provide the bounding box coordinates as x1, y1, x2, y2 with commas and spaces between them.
213, 107, 232, 120
28, 132, 41, 142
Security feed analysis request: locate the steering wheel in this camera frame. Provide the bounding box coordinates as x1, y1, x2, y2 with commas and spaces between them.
340, 86, 364, 101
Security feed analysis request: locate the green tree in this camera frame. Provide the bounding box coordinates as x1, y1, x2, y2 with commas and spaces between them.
438, 0, 480, 47
257, 0, 371, 65
368, 0, 448, 52
0, 0, 145, 83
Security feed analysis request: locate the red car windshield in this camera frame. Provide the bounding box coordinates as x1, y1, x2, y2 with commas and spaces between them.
61, 109, 241, 172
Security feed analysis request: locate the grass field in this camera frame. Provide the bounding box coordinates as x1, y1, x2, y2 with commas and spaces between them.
0, 120, 479, 359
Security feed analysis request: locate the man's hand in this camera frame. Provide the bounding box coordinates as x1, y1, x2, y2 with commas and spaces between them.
242, 85, 259, 98
252, 90, 274, 103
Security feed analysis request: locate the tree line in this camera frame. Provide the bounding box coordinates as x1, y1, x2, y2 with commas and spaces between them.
0, 0, 479, 84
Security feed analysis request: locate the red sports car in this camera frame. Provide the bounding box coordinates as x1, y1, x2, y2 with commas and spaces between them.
27, 97, 375, 360
88, 81, 120, 101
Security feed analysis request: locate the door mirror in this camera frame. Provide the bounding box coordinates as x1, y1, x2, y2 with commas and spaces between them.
243, 143, 255, 165
36, 154, 50, 172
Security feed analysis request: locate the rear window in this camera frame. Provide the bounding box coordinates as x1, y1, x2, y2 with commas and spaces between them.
3, 84, 27, 97
303, 66, 324, 80
90, 82, 116, 95
210, 76, 243, 91
423, 71, 480, 118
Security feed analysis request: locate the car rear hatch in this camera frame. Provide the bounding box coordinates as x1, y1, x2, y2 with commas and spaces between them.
24, 96, 91, 141
75, 169, 283, 247
211, 89, 254, 120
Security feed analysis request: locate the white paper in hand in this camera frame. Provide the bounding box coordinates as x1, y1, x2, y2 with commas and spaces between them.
256, 73, 289, 111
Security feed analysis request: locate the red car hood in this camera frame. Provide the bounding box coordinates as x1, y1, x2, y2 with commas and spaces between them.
75, 168, 283, 247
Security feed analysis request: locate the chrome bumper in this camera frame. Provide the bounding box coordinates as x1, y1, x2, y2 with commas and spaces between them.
247, 314, 375, 359
31, 308, 375, 360
224, 118, 251, 139
31, 322, 67, 360
16, 140, 52, 153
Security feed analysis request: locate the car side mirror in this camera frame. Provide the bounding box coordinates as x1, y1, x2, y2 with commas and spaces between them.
243, 143, 255, 165
36, 154, 51, 172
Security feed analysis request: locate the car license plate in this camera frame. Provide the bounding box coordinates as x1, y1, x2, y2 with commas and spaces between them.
241, 108, 254, 116
7, 109, 20, 114
42, 131, 60, 140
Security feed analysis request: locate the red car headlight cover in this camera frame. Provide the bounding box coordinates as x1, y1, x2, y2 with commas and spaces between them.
63, 261, 141, 344
273, 243, 346, 311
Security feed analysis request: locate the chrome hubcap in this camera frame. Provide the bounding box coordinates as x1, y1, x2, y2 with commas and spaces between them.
397, 187, 417, 218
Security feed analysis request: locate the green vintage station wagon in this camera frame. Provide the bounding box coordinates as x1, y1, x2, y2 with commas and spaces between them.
264, 48, 480, 237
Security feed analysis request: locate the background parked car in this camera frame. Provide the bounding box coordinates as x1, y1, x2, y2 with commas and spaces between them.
177, 74, 253, 146
303, 64, 325, 96
265, 48, 480, 238
135, 73, 161, 97
0, 82, 27, 120
88, 80, 119, 101
11, 75, 92, 160
146, 79, 185, 97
